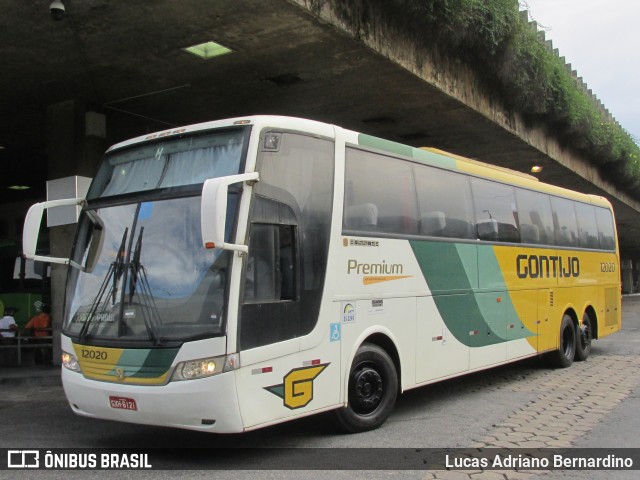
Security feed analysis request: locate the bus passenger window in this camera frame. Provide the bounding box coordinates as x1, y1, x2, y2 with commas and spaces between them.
471, 178, 520, 243
595, 207, 616, 251
574, 202, 600, 249
551, 197, 579, 247
515, 189, 554, 245
344, 148, 418, 235
414, 166, 475, 239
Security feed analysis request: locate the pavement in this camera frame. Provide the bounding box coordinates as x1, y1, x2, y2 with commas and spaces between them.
0, 363, 61, 387
0, 295, 638, 480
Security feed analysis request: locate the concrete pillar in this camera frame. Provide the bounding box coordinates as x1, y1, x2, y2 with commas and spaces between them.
621, 259, 634, 294
46, 100, 105, 365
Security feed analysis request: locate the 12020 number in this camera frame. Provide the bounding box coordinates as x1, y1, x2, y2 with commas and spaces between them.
81, 349, 108, 360
600, 262, 616, 273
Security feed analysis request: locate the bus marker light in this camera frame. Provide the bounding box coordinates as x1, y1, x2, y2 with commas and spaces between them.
470, 330, 479, 336
432, 336, 443, 341
252, 366, 273, 375
223, 353, 240, 372
205, 242, 216, 249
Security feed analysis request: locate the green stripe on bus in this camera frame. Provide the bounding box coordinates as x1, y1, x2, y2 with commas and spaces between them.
358, 134, 414, 157
410, 240, 533, 347
116, 348, 180, 378
358, 134, 457, 169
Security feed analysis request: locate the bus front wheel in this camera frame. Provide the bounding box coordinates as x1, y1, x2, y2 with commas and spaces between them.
334, 343, 398, 433
546, 314, 576, 368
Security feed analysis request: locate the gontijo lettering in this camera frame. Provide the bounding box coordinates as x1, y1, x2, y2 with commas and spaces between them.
516, 254, 580, 279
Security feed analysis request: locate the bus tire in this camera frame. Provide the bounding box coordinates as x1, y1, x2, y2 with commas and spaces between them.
334, 343, 398, 433
575, 312, 593, 361
546, 314, 576, 368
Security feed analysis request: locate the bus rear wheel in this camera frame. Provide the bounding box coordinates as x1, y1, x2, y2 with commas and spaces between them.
575, 312, 593, 361
334, 343, 398, 433
546, 314, 576, 368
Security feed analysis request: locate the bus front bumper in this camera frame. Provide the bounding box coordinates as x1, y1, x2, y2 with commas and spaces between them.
62, 368, 244, 433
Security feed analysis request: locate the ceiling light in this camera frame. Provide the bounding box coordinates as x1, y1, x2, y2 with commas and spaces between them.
9, 185, 30, 190
182, 41, 232, 60
531, 165, 543, 173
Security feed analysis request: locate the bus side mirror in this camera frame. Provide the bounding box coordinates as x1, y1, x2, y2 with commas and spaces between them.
201, 172, 259, 253
23, 197, 86, 265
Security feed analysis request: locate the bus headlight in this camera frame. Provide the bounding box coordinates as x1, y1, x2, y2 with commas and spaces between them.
62, 351, 82, 372
172, 356, 223, 381
171, 354, 240, 381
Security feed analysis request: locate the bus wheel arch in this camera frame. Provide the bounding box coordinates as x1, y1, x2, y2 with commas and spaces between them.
362, 333, 402, 392
334, 334, 400, 433
545, 310, 577, 369
576, 306, 596, 361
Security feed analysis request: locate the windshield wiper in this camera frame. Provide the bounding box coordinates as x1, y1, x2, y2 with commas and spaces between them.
79, 228, 128, 341
127, 227, 164, 345
129, 226, 144, 303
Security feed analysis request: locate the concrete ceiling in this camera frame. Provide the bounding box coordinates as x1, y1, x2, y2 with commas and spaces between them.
1, 0, 639, 256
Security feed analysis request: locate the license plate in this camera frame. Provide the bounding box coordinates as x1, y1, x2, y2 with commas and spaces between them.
109, 396, 137, 411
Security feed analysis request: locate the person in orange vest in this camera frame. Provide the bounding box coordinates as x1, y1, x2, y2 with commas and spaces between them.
25, 305, 52, 365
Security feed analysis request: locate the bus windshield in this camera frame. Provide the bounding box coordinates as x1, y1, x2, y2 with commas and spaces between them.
62, 128, 248, 345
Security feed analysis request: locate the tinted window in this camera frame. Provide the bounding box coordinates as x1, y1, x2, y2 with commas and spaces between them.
471, 178, 520, 242
515, 189, 555, 245
595, 206, 616, 251
414, 166, 474, 239
575, 202, 600, 249
551, 197, 579, 247
244, 223, 296, 303
240, 132, 334, 349
344, 148, 418, 235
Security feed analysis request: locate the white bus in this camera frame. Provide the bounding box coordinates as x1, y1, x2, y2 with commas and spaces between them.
23, 116, 621, 433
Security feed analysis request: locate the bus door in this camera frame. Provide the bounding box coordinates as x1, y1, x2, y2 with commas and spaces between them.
234, 131, 339, 429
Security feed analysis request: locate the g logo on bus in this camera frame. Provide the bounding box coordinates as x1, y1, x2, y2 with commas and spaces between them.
265, 364, 329, 410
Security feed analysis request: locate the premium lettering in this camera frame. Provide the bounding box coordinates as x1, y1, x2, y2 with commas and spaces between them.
516, 254, 580, 279
347, 259, 403, 275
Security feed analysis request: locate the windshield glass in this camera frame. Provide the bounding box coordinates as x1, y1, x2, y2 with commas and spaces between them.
64, 127, 248, 345
64, 195, 236, 344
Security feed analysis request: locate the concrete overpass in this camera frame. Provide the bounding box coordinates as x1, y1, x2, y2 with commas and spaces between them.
1, 0, 639, 288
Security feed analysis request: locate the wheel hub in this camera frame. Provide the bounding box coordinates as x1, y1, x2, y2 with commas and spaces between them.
352, 367, 383, 413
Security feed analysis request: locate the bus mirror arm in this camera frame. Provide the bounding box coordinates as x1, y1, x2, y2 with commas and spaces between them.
201, 172, 260, 253
23, 197, 86, 265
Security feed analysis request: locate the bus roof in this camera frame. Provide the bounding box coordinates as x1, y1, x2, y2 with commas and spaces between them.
106, 115, 613, 210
